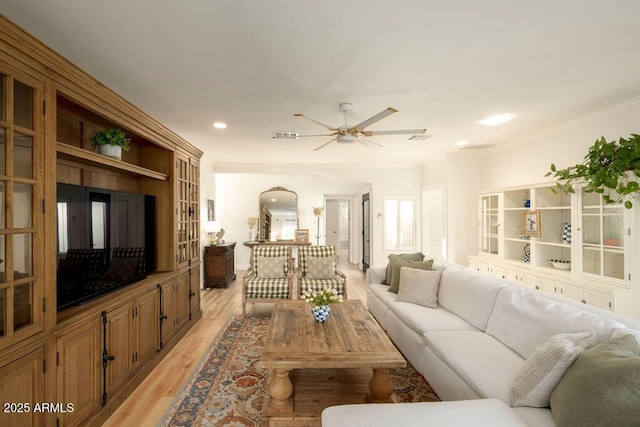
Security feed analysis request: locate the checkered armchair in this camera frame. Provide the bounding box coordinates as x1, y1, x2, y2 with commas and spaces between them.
297, 245, 347, 299
242, 245, 293, 315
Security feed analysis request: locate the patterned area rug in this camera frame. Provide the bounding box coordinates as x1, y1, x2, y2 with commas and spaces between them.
159, 315, 439, 426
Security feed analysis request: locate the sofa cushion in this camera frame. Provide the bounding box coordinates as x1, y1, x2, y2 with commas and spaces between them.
385, 252, 425, 285
437, 267, 507, 331
322, 399, 529, 427
486, 287, 625, 359
550, 334, 640, 427
390, 302, 477, 336
509, 331, 597, 407
423, 330, 524, 402
388, 259, 433, 293
397, 268, 441, 308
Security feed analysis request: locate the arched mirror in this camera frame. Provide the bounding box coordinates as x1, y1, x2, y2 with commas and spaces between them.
259, 187, 298, 241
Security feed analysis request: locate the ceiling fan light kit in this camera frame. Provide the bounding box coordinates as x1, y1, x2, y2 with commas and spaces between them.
274, 102, 428, 151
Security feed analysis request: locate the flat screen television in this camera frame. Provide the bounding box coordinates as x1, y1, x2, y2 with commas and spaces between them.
56, 183, 156, 310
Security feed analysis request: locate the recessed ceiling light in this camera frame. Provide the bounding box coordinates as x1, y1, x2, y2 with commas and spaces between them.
478, 113, 514, 126
456, 140, 469, 147
213, 122, 227, 129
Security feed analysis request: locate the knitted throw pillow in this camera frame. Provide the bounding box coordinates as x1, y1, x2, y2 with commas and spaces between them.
509, 330, 597, 407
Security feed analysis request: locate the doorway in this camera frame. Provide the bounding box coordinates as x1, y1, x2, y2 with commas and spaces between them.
325, 199, 350, 262
362, 193, 370, 271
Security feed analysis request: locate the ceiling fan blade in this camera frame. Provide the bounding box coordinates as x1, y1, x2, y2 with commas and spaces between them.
362, 129, 427, 137
294, 113, 337, 131
296, 133, 336, 138
352, 107, 399, 131
313, 138, 336, 151
358, 138, 383, 149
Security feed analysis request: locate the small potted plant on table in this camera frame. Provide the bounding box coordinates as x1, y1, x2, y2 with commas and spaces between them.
303, 287, 343, 322
91, 128, 131, 160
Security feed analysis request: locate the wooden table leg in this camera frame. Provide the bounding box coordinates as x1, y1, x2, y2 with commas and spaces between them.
367, 368, 394, 403
266, 368, 294, 415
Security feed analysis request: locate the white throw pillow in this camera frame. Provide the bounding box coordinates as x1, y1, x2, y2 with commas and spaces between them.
305, 256, 335, 280
256, 256, 286, 279
397, 267, 442, 309
509, 331, 597, 407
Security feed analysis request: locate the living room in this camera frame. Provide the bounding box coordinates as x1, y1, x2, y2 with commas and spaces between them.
1, 2, 640, 426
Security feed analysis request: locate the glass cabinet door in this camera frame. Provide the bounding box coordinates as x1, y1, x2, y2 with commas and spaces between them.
0, 65, 44, 347
479, 194, 500, 256
188, 159, 199, 263
176, 156, 188, 266
578, 189, 626, 283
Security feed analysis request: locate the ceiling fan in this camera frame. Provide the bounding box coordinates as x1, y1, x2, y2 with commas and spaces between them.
273, 103, 429, 151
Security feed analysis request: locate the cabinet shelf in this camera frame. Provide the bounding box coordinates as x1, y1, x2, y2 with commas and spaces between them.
538, 206, 571, 210
56, 142, 168, 181
536, 240, 570, 247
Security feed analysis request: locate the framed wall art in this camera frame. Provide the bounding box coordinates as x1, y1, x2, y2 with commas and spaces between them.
522, 210, 541, 237
294, 229, 309, 243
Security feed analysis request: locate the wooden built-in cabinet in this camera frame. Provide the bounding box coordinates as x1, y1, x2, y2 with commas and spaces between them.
56, 318, 102, 427
0, 16, 204, 426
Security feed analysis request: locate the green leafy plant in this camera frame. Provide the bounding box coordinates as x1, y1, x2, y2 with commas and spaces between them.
546, 134, 640, 208
91, 128, 131, 151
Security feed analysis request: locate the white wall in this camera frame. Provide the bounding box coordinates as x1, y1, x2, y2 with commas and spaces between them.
483, 99, 640, 189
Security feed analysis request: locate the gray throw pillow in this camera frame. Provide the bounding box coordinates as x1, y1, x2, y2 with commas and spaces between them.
305, 256, 335, 280
385, 252, 425, 285
550, 334, 640, 426
396, 267, 441, 308
256, 256, 286, 279
388, 259, 433, 293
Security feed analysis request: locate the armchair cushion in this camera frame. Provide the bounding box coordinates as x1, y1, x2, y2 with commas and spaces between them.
256, 256, 286, 279
306, 256, 335, 280
244, 275, 291, 299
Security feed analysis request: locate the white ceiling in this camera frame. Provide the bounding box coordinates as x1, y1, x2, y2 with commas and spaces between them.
3, 1, 640, 166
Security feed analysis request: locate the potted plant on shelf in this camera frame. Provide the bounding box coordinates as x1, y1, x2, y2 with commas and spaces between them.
546, 134, 640, 208
91, 128, 131, 160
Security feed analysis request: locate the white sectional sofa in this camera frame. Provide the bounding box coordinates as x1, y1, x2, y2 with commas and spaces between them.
322, 263, 640, 426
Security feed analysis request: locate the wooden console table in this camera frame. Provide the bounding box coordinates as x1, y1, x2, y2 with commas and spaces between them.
204, 242, 236, 288
243, 240, 311, 247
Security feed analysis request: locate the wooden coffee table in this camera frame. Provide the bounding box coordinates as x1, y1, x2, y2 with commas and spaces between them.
261, 300, 406, 419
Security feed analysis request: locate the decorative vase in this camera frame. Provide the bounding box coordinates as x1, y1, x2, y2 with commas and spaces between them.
311, 305, 331, 322
249, 229, 257, 241
522, 244, 530, 264
562, 223, 571, 244
99, 144, 122, 160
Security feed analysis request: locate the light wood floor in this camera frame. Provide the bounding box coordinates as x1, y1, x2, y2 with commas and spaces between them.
103, 260, 367, 427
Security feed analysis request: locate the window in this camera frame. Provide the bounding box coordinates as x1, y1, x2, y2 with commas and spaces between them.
384, 196, 417, 250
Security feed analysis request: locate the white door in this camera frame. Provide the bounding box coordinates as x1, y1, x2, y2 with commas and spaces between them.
325, 199, 350, 259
